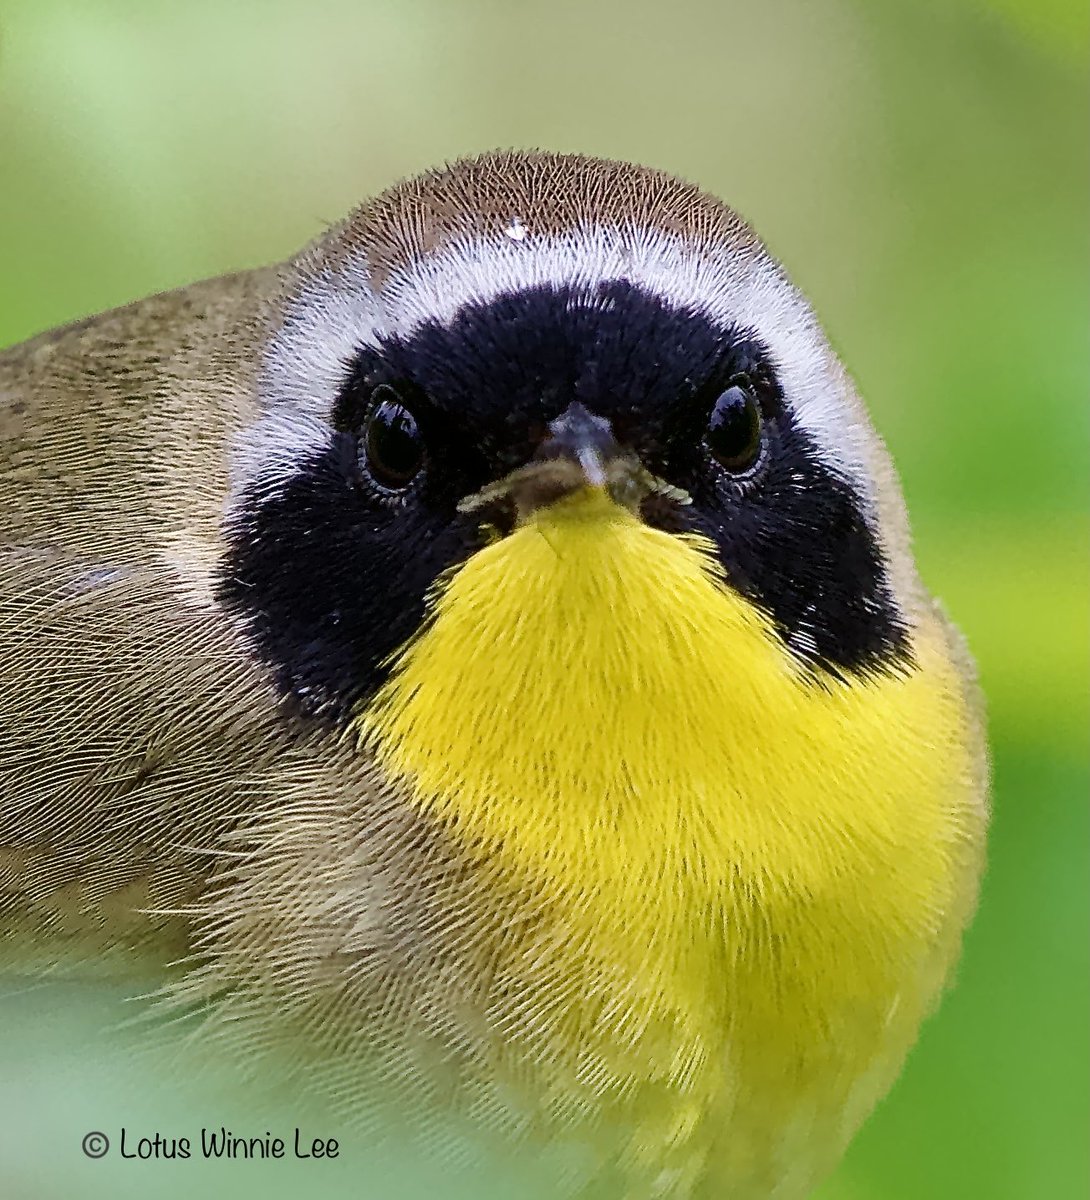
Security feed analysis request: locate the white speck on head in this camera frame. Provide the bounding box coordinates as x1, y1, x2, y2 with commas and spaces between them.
504, 216, 528, 242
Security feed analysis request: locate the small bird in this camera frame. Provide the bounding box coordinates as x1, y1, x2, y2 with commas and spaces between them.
0, 151, 988, 1197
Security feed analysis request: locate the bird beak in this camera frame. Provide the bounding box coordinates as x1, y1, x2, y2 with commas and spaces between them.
536, 401, 617, 491
457, 402, 690, 524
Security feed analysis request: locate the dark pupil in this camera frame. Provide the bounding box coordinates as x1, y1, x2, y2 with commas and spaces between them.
365, 395, 424, 489
706, 386, 762, 471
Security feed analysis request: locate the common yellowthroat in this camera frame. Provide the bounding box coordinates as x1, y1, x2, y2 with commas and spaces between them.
0, 150, 988, 1197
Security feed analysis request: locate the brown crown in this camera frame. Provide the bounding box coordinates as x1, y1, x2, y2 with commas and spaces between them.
307, 150, 761, 286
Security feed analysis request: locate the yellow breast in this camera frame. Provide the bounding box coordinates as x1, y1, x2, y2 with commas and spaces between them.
356, 488, 984, 1194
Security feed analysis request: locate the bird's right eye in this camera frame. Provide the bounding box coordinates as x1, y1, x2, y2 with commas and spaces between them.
360, 386, 426, 491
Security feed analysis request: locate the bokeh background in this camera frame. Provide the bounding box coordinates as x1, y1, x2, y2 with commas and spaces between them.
0, 1, 1086, 1197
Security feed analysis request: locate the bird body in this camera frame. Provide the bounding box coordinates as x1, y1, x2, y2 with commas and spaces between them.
0, 152, 987, 1197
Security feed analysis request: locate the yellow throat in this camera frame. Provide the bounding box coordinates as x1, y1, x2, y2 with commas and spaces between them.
356, 486, 982, 1185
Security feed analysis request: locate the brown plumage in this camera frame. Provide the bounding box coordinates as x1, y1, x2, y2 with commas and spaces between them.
1, 272, 273, 965
327, 150, 759, 282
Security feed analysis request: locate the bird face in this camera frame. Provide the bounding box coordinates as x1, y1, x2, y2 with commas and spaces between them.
221, 162, 912, 725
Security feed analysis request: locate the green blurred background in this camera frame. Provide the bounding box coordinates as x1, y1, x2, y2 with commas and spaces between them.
0, 0, 1086, 1197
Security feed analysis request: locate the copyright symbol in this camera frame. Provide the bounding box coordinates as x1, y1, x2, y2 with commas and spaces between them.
82, 1131, 109, 1158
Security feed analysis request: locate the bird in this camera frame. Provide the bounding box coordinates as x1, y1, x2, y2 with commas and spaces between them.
0, 150, 988, 1198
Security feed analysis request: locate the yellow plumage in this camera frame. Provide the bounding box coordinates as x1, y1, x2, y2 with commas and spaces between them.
358, 486, 985, 1193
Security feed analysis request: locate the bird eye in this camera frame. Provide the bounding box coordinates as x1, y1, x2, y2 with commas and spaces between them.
361, 387, 425, 491
705, 385, 764, 473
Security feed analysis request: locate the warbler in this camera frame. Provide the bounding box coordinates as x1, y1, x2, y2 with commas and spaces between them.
0, 150, 988, 1197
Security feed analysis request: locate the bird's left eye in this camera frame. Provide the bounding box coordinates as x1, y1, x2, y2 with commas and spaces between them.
705, 385, 764, 474
361, 387, 425, 491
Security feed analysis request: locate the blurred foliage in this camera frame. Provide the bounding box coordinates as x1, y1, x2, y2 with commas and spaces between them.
0, 0, 1086, 1197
